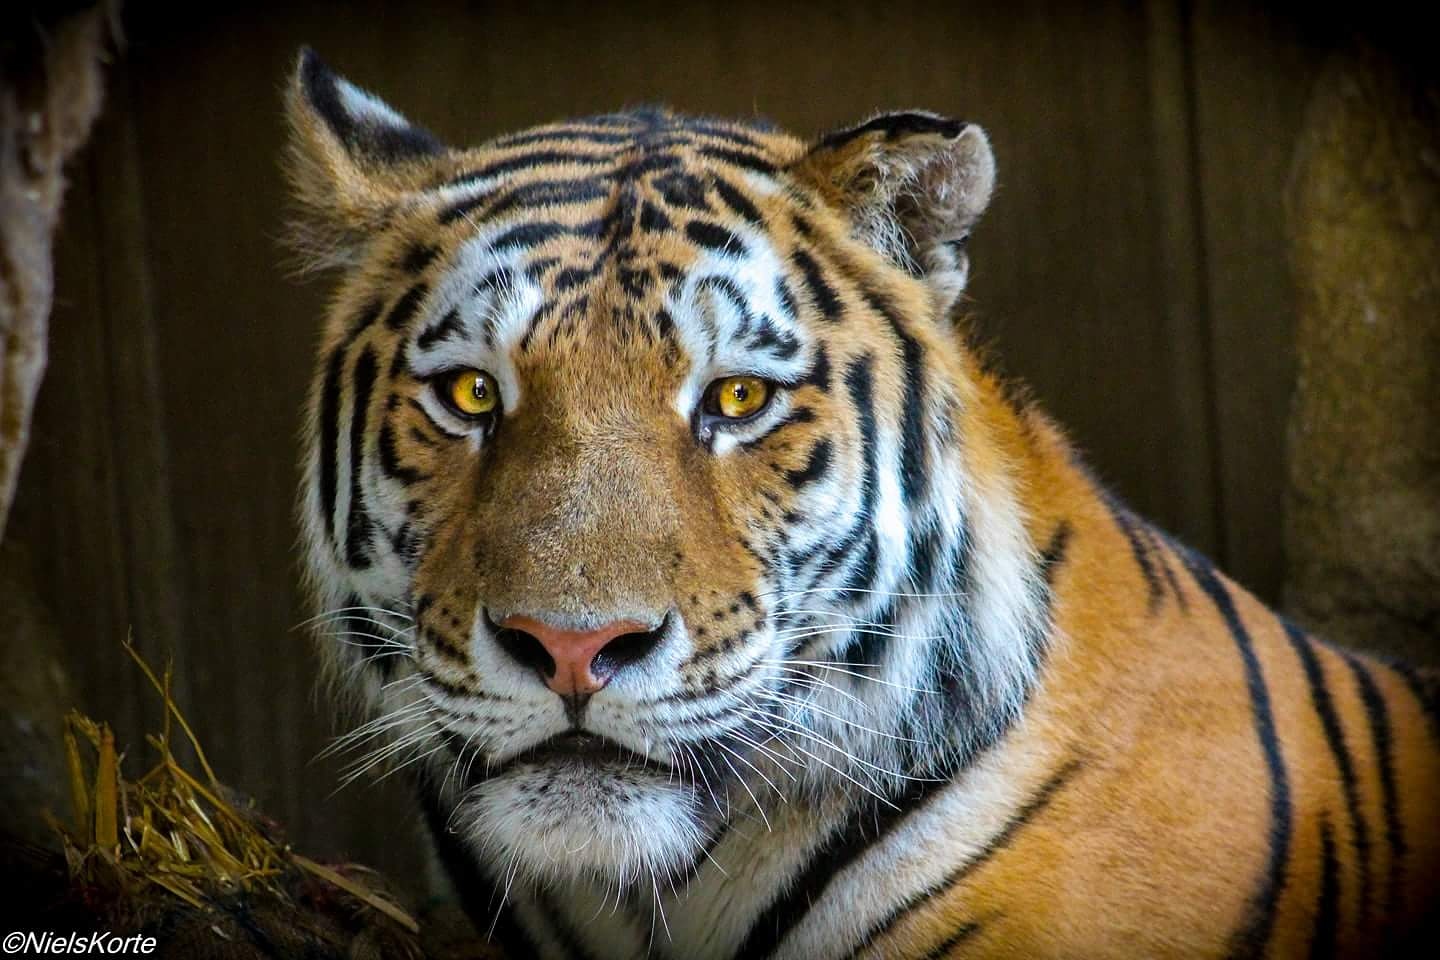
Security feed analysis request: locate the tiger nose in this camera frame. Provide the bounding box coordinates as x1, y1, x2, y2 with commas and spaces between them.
493, 613, 666, 696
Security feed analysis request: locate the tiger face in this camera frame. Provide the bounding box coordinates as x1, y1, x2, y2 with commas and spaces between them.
289, 49, 1040, 893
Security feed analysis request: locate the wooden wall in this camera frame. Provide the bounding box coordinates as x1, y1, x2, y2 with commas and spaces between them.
6, 0, 1332, 883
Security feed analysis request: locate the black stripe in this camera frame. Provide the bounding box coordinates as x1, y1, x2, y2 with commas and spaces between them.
1105, 493, 1164, 612
1311, 816, 1341, 960
1342, 652, 1407, 926
319, 301, 386, 544
921, 922, 981, 960
1147, 529, 1188, 611
438, 190, 491, 227
1039, 521, 1073, 590
385, 282, 429, 332
390, 521, 420, 569
848, 759, 1082, 958
654, 171, 711, 211
810, 357, 879, 592
1178, 547, 1291, 960
345, 348, 378, 569
399, 242, 439, 274
863, 289, 927, 505
1284, 622, 1371, 926
713, 176, 764, 226
490, 126, 637, 149
898, 330, 927, 504
748, 318, 800, 359
907, 525, 945, 597
318, 346, 345, 542
639, 201, 673, 232
479, 178, 613, 223
686, 220, 747, 256
698, 275, 753, 332
416, 307, 463, 350
377, 420, 427, 485
818, 113, 966, 150
613, 148, 685, 180
775, 277, 799, 320
785, 439, 833, 489
681, 118, 767, 149
697, 144, 777, 174
553, 264, 595, 291
839, 533, 881, 608
491, 220, 582, 253
445, 149, 613, 188
415, 778, 540, 959
797, 344, 831, 392
343, 297, 386, 341
732, 762, 962, 959
1388, 660, 1440, 745
792, 249, 842, 322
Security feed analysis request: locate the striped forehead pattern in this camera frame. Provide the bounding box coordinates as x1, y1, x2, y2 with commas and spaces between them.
386, 109, 818, 376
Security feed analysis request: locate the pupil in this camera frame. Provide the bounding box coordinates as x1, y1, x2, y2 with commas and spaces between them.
732, 383, 748, 402
472, 377, 487, 399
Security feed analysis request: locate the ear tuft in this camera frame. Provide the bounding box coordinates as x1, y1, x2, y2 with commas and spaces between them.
798, 111, 997, 313
283, 48, 446, 271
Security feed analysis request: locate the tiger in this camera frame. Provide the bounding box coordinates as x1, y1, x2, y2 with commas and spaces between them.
285, 47, 1440, 959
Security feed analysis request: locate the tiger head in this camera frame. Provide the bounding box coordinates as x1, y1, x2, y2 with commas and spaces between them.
288, 49, 1047, 891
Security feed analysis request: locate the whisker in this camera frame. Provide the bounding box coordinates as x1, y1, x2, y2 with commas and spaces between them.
293, 605, 414, 631
735, 707, 896, 808
758, 586, 969, 602
755, 688, 923, 744
323, 629, 415, 650
713, 747, 771, 831
766, 667, 870, 710
716, 726, 802, 781
759, 658, 940, 695
742, 706, 940, 786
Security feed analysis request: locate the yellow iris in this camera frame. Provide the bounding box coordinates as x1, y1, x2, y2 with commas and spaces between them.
445, 369, 499, 416
710, 376, 770, 419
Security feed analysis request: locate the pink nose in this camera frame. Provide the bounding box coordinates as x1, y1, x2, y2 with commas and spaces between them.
498, 614, 658, 696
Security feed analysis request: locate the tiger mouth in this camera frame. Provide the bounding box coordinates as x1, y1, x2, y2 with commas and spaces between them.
480, 731, 671, 783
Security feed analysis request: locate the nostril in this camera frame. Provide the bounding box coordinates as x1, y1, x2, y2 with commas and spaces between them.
591, 614, 668, 682
487, 613, 557, 679
489, 610, 669, 694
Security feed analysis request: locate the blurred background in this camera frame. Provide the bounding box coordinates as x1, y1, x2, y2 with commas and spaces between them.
2, 0, 1435, 892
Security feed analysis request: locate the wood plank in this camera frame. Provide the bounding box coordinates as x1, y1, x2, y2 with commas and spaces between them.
85, 64, 193, 721
1188, 1, 1320, 600
1139, 0, 1222, 556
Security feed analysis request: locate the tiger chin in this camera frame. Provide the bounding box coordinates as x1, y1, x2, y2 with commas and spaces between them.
286, 47, 1440, 959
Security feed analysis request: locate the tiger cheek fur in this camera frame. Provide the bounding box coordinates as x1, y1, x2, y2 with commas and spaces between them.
288, 48, 1440, 959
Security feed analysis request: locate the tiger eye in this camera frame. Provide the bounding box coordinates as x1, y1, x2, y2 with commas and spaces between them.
444, 369, 499, 417
709, 376, 770, 419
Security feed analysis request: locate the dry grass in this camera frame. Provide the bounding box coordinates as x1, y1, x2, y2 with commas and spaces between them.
46, 638, 420, 938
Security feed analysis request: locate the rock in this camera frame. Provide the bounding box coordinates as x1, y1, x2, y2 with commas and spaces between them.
1283, 45, 1440, 664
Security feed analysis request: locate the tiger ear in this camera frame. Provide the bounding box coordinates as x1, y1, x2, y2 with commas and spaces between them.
796, 112, 996, 312
283, 47, 447, 269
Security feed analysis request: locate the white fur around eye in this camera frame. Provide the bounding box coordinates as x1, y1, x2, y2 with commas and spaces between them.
703, 389, 794, 456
